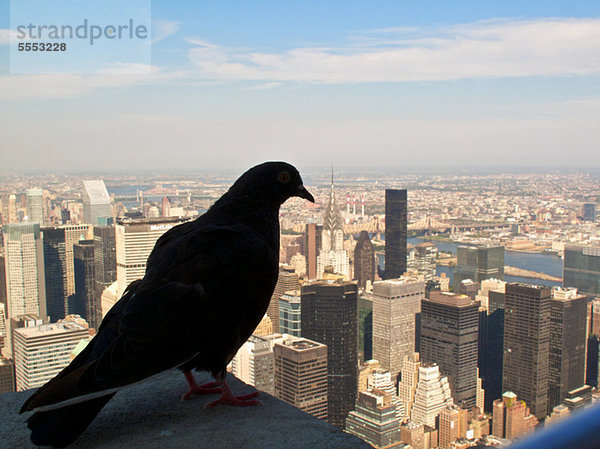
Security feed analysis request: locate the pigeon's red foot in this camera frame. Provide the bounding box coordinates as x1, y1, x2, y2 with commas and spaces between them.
181, 371, 221, 400
204, 381, 262, 408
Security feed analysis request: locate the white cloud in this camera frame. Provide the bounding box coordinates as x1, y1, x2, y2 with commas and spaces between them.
152, 20, 181, 44
186, 18, 600, 83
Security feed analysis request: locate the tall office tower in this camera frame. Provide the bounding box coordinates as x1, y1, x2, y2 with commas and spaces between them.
64, 224, 93, 296
26, 188, 43, 224
421, 292, 480, 409
480, 288, 505, 410
586, 335, 600, 388
398, 352, 420, 420
93, 226, 116, 329
273, 336, 328, 420
564, 245, 600, 296
503, 283, 551, 420
82, 180, 112, 226
384, 189, 407, 280
41, 227, 67, 322
71, 240, 95, 321
0, 357, 15, 393
345, 390, 404, 449
13, 318, 89, 391
8, 194, 18, 224
301, 280, 358, 428
410, 363, 453, 428
354, 231, 375, 289
268, 267, 299, 332
230, 334, 280, 395
358, 293, 373, 363
373, 278, 424, 379
279, 290, 301, 336
453, 245, 504, 290
4, 223, 47, 346
548, 287, 588, 410
583, 203, 597, 221
304, 223, 322, 280
317, 176, 349, 279
115, 217, 187, 297
588, 298, 600, 337
491, 391, 538, 440
409, 242, 438, 281
367, 369, 405, 418
0, 255, 6, 308
0, 303, 6, 349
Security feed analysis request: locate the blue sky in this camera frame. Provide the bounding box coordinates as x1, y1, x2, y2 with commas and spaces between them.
1, 1, 599, 172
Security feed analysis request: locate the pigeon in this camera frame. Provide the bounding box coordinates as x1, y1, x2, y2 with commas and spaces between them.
20, 161, 315, 447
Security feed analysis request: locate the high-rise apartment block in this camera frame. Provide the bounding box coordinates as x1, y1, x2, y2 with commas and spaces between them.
503, 283, 551, 420
548, 287, 588, 410
384, 189, 407, 280
564, 245, 600, 296
13, 319, 89, 391
354, 230, 375, 289
273, 336, 328, 420
454, 245, 504, 290
82, 180, 112, 226
421, 292, 479, 409
301, 280, 358, 428
115, 217, 187, 297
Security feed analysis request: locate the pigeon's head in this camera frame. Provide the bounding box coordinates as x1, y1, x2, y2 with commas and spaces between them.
229, 162, 315, 207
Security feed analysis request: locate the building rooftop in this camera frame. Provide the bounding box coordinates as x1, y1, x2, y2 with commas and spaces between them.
2, 370, 369, 449
14, 322, 88, 338
426, 291, 476, 307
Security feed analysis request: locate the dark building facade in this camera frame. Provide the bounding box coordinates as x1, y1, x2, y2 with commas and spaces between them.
586, 335, 600, 388
301, 281, 358, 429
354, 231, 375, 289
41, 227, 68, 322
71, 240, 96, 321
421, 291, 480, 409
481, 289, 505, 410
583, 203, 597, 221
93, 226, 116, 329
358, 293, 373, 363
548, 289, 588, 410
384, 189, 407, 280
564, 245, 600, 297
503, 283, 551, 420
454, 245, 504, 290
0, 357, 15, 394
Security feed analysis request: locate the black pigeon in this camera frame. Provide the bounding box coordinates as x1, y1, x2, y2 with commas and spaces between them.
20, 161, 314, 447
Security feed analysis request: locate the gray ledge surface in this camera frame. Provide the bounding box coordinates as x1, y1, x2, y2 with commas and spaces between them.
3, 370, 370, 448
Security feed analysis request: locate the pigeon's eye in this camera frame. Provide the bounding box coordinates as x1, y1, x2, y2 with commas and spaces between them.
278, 171, 291, 184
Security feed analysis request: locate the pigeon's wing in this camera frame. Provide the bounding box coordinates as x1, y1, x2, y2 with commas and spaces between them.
20, 221, 273, 413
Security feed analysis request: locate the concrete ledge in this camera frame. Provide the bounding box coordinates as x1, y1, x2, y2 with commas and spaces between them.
3, 370, 370, 448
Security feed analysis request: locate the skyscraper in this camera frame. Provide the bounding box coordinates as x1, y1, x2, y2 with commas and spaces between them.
372, 278, 424, 379
72, 240, 96, 322
410, 363, 453, 427
230, 334, 280, 396
82, 180, 112, 226
41, 227, 67, 322
317, 175, 349, 279
454, 245, 504, 290
491, 391, 538, 440
274, 336, 328, 420
563, 245, 600, 296
279, 290, 301, 336
4, 223, 47, 338
503, 283, 551, 420
358, 293, 373, 363
26, 188, 43, 224
548, 287, 588, 410
13, 319, 89, 391
384, 189, 407, 280
398, 352, 421, 420
115, 217, 187, 297
301, 280, 358, 428
345, 390, 404, 448
583, 203, 597, 221
304, 223, 322, 280
64, 225, 93, 296
268, 267, 299, 332
421, 291, 480, 409
354, 230, 375, 289
93, 226, 116, 329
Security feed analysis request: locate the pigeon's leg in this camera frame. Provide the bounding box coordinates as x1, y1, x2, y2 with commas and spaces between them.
205, 371, 262, 407
181, 371, 221, 400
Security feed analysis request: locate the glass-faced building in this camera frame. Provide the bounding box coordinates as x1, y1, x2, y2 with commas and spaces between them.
454, 245, 504, 290
384, 189, 407, 280
279, 290, 301, 336
564, 245, 600, 296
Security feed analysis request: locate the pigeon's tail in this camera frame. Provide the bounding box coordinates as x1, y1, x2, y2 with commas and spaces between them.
27, 393, 115, 448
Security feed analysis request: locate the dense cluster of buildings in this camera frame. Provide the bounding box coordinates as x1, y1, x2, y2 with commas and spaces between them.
1, 170, 599, 449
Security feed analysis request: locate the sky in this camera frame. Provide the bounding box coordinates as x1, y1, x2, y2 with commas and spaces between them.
1, 1, 600, 173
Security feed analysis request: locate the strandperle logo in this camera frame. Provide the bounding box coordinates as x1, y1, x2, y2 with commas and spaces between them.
15, 19, 149, 46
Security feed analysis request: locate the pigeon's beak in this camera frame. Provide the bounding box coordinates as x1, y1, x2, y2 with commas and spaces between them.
297, 185, 315, 203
